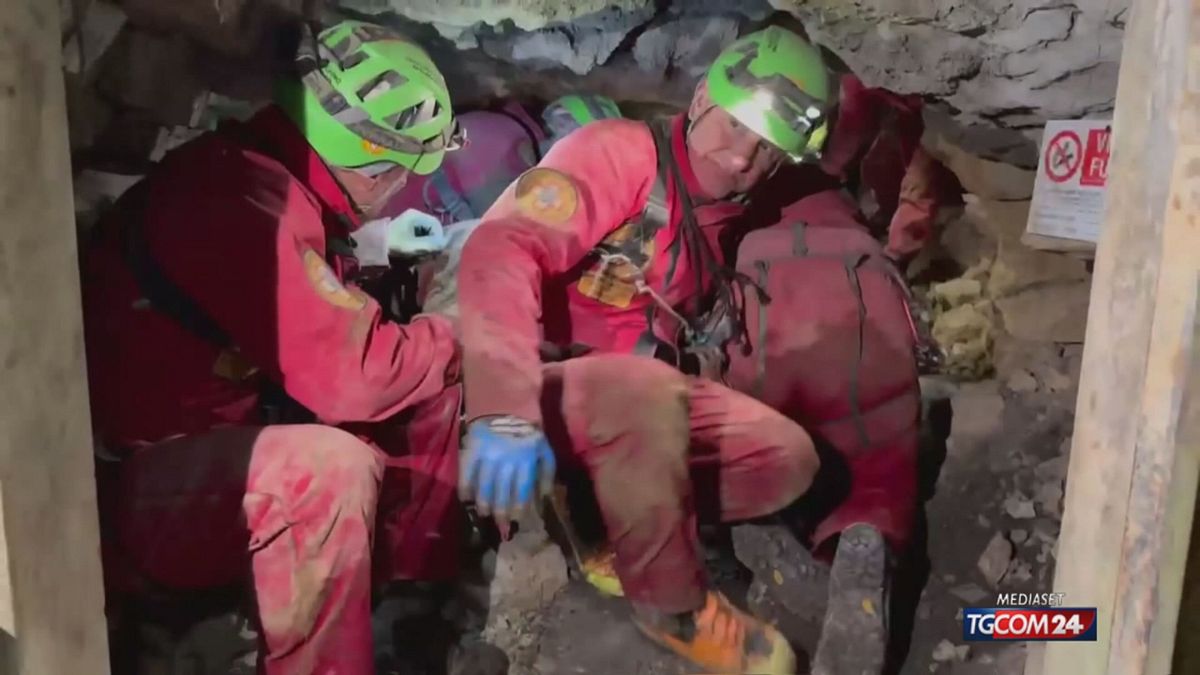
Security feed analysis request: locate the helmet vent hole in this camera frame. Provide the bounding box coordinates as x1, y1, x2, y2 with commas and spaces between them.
358, 71, 406, 103
341, 50, 368, 70
388, 98, 435, 131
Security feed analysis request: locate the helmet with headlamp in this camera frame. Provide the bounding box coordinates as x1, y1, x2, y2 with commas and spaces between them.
276, 20, 463, 175
542, 94, 623, 137
705, 27, 833, 163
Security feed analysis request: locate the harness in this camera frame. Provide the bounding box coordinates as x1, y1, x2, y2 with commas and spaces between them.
600, 119, 763, 374
115, 181, 316, 427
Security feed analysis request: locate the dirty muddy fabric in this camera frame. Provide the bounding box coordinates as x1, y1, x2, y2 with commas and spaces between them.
417, 218, 485, 319
99, 407, 463, 674
541, 354, 818, 613
346, 383, 465, 584
727, 190, 922, 553
457, 114, 740, 425
102, 425, 382, 675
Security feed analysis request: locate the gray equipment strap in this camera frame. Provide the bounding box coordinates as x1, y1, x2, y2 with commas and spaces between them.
754, 260, 770, 400
426, 168, 477, 222
843, 253, 871, 447
792, 220, 809, 256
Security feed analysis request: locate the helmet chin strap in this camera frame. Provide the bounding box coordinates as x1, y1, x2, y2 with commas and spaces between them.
327, 161, 409, 218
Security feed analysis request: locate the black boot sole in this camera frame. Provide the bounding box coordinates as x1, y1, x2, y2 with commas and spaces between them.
811, 523, 888, 675
731, 521, 831, 623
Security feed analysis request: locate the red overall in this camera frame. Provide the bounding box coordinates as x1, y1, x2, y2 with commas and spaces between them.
457, 115, 820, 613
82, 107, 461, 674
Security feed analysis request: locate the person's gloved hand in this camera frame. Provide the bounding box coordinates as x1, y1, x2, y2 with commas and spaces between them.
459, 416, 556, 518
388, 208, 448, 256
352, 209, 449, 266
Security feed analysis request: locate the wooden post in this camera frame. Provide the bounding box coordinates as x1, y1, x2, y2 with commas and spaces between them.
0, 1, 111, 673
1034, 0, 1200, 673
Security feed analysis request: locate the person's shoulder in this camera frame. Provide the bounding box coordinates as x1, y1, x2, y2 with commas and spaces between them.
546, 118, 655, 170
154, 132, 299, 213
567, 117, 650, 144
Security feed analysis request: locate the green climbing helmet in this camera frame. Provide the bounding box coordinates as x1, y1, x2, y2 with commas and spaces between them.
548, 94, 622, 126
542, 94, 622, 140
277, 20, 462, 175
706, 27, 833, 162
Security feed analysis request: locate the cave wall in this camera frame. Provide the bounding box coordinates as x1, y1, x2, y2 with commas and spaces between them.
62, 0, 1127, 172
773, 0, 1125, 158
337, 0, 1128, 165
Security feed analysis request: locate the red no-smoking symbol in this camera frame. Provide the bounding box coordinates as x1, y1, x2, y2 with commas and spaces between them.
1044, 130, 1083, 183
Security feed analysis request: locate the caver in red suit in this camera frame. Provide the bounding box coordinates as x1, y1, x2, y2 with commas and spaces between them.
453, 70, 947, 625
719, 75, 960, 556
457, 111, 826, 612
450, 30, 847, 663
454, 29, 929, 673
82, 20, 466, 675
736, 73, 962, 263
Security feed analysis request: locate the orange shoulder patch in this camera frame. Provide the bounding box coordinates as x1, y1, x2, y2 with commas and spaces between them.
302, 249, 368, 311
513, 167, 579, 227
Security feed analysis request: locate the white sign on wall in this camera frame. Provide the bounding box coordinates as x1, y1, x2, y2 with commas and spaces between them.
1026, 119, 1112, 244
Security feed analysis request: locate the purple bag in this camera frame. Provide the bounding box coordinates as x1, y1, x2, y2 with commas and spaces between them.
383, 102, 545, 223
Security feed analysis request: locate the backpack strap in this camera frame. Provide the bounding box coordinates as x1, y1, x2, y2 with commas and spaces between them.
424, 168, 477, 223
630, 121, 683, 363
119, 184, 234, 351
753, 259, 771, 400
792, 220, 809, 256
117, 182, 312, 425
644, 120, 677, 286
843, 252, 872, 447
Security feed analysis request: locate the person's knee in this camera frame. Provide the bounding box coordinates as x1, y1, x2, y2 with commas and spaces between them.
274, 425, 384, 514
763, 418, 822, 512
567, 354, 690, 449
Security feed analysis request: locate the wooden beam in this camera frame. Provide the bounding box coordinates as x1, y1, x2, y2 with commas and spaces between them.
1035, 0, 1200, 673
0, 1, 111, 672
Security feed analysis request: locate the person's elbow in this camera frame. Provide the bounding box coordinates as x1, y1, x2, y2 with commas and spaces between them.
313, 365, 450, 423
284, 316, 461, 423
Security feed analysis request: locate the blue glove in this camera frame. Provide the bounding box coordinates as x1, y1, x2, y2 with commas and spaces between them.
459, 416, 556, 517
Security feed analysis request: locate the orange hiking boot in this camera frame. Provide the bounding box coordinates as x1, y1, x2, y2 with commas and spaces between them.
580, 548, 624, 597
633, 591, 797, 674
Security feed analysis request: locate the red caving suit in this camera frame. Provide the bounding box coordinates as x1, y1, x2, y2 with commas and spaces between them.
457, 115, 820, 613
82, 106, 462, 675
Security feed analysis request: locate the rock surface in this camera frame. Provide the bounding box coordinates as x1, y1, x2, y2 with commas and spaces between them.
950, 383, 1006, 443
995, 281, 1092, 343
340, 0, 1125, 159
340, 0, 655, 31
66, 0, 1128, 178
977, 531, 1015, 587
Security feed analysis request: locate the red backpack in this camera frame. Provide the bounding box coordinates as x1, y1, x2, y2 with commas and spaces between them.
725, 190, 922, 552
